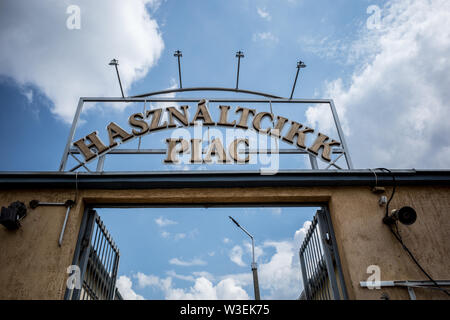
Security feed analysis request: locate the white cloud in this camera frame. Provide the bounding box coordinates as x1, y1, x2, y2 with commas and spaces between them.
252, 32, 279, 43
169, 257, 207, 267
166, 277, 217, 300
215, 278, 249, 300
229, 245, 246, 267
306, 0, 450, 169
160, 229, 198, 241
223, 237, 231, 244
0, 0, 164, 123
161, 231, 171, 238
166, 270, 195, 282
174, 233, 186, 240
136, 273, 249, 300
135, 272, 161, 288
155, 216, 177, 227
243, 241, 264, 262
23, 89, 33, 104
116, 275, 144, 300
293, 221, 312, 252
258, 240, 301, 299
223, 222, 309, 299
298, 35, 350, 62
192, 271, 215, 282
128, 220, 312, 300
257, 7, 271, 21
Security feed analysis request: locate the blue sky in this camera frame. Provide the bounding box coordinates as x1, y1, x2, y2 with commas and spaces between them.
1, 0, 450, 299
100, 206, 317, 300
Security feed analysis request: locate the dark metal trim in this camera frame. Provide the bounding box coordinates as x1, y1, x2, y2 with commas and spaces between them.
131, 87, 284, 99
0, 170, 449, 190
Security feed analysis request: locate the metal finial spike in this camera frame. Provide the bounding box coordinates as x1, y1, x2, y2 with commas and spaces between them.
174, 50, 183, 88
290, 59, 307, 100
235, 51, 244, 89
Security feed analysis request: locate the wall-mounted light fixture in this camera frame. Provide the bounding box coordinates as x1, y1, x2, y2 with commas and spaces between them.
0, 201, 27, 230
383, 206, 417, 226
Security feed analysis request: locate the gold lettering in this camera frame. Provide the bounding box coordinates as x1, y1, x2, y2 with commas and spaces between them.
308, 133, 340, 162
252, 112, 273, 134
164, 138, 189, 163
282, 121, 314, 148
107, 122, 133, 148
167, 106, 189, 128
229, 138, 249, 163
270, 116, 289, 138
146, 108, 168, 131
235, 107, 256, 129
204, 138, 228, 163
190, 139, 202, 163
190, 99, 215, 125
217, 105, 236, 127
73, 131, 108, 162
128, 113, 149, 136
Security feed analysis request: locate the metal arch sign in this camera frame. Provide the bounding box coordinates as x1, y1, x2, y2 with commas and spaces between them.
59, 90, 353, 172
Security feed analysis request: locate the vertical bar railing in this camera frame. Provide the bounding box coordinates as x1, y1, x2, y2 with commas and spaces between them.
299, 208, 347, 300
65, 209, 121, 300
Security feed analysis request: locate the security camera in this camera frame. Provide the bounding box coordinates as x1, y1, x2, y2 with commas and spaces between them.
383, 206, 417, 226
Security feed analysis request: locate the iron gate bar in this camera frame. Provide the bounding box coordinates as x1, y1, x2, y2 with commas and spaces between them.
299, 208, 347, 300
64, 206, 92, 300
65, 208, 120, 300
68, 208, 96, 300
323, 206, 349, 300
317, 209, 341, 300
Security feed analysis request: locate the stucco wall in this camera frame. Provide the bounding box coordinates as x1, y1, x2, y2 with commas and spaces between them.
0, 185, 449, 300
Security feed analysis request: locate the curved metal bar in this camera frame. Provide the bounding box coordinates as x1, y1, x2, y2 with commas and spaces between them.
131, 87, 285, 100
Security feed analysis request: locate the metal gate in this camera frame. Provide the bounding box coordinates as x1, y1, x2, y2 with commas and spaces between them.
65, 209, 121, 300
299, 208, 348, 300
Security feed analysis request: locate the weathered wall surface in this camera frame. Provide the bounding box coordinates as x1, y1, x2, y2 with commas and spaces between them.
329, 186, 450, 300
0, 185, 449, 300
0, 189, 85, 300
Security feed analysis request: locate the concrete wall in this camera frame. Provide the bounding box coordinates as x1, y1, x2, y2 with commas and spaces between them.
0, 185, 449, 300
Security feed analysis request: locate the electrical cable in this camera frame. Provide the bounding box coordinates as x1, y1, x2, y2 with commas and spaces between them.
375, 168, 395, 218
376, 168, 450, 297
389, 226, 450, 296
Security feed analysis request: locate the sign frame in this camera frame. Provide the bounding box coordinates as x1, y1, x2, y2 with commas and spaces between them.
59, 88, 353, 172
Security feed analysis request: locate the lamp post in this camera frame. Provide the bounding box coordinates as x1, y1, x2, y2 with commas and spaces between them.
289, 60, 306, 100
109, 59, 125, 98
174, 50, 183, 88
235, 51, 244, 90
229, 216, 260, 300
